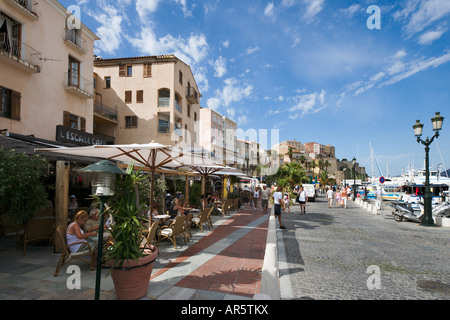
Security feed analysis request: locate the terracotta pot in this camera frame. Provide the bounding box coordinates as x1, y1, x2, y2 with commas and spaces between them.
109, 248, 158, 300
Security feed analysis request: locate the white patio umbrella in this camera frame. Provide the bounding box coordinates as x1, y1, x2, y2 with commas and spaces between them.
35, 142, 207, 210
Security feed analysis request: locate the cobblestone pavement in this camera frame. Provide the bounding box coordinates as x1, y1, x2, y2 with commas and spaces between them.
278, 197, 450, 300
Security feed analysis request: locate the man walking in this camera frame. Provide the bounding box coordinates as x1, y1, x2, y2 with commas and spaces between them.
273, 186, 286, 229
261, 185, 270, 214
327, 187, 334, 209
299, 187, 307, 214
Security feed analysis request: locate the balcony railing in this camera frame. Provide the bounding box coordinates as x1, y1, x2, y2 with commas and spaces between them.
5, 0, 41, 19
186, 86, 199, 104
65, 28, 87, 53
94, 102, 118, 123
64, 72, 94, 98
0, 34, 42, 72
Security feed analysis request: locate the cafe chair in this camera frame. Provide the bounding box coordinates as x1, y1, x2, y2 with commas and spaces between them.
23, 216, 55, 256
0, 214, 24, 249
191, 207, 213, 232
143, 221, 159, 248
54, 229, 95, 277
157, 215, 186, 249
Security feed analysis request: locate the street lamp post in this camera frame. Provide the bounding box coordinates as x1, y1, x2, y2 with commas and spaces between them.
412, 112, 445, 227
352, 157, 357, 200
80, 160, 127, 300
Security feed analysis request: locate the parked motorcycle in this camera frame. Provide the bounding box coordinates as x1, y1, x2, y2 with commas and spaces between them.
391, 201, 450, 223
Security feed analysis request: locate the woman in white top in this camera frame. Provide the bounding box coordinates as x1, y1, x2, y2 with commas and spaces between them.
66, 210, 97, 253
253, 188, 260, 210
283, 190, 290, 213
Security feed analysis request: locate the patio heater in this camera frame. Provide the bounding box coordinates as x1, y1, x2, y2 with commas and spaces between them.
412, 112, 445, 227
80, 160, 127, 300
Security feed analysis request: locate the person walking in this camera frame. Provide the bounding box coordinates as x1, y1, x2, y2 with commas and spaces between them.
273, 186, 286, 229
253, 187, 260, 210
327, 187, 334, 209
261, 185, 270, 214
298, 187, 307, 214
336, 188, 341, 208
284, 189, 291, 213
341, 187, 348, 209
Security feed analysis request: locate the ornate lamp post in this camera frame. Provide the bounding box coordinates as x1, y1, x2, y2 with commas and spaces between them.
80, 160, 127, 300
352, 157, 357, 200
412, 112, 445, 227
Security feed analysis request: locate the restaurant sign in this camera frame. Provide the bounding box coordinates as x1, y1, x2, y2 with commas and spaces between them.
56, 125, 109, 146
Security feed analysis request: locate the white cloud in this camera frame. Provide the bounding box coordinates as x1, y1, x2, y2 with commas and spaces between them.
418, 28, 446, 45
238, 115, 249, 126
136, 0, 160, 21
93, 5, 124, 54
245, 46, 260, 55
206, 78, 253, 115
212, 56, 227, 78
289, 90, 326, 119
302, 0, 324, 22
396, 0, 450, 36
340, 4, 361, 17
264, 2, 276, 20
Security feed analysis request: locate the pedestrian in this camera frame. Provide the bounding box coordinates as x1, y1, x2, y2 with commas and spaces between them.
284, 189, 290, 213
298, 187, 307, 214
327, 187, 334, 209
273, 186, 286, 229
341, 187, 348, 209
336, 188, 341, 207
261, 185, 270, 214
253, 187, 260, 210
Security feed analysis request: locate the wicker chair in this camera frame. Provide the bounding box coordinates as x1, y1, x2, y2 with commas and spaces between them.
157, 215, 187, 249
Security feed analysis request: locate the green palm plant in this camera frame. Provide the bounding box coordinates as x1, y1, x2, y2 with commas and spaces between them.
103, 164, 149, 269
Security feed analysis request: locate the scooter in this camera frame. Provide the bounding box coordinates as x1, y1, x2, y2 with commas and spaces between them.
392, 201, 423, 222
392, 201, 450, 223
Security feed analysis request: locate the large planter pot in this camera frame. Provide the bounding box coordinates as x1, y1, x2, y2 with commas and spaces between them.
109, 248, 158, 300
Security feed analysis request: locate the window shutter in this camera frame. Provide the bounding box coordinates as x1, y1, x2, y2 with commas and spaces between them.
125, 91, 132, 103
63, 111, 71, 127
80, 117, 86, 132
143, 64, 152, 78
119, 65, 125, 77
11, 90, 21, 121
137, 90, 143, 103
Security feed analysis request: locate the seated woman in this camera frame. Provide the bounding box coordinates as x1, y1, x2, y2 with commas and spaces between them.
66, 210, 97, 253
168, 198, 190, 219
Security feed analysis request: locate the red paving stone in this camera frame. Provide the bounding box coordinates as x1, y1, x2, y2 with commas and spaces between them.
175, 217, 268, 297
151, 209, 268, 281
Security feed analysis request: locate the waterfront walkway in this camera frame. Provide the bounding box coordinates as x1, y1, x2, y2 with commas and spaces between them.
0, 206, 269, 300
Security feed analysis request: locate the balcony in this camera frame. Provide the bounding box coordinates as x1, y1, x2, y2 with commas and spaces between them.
186, 86, 199, 104
0, 34, 42, 72
4, 0, 41, 20
94, 101, 118, 123
64, 72, 94, 98
64, 28, 87, 54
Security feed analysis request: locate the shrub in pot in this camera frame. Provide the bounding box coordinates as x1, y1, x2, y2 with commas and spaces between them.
103, 164, 158, 300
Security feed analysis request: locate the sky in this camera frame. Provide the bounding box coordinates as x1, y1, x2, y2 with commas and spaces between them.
60, 0, 450, 177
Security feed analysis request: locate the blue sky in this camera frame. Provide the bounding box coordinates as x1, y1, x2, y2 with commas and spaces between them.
61, 0, 450, 177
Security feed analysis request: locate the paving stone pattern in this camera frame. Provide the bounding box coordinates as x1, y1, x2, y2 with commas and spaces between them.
280, 197, 450, 300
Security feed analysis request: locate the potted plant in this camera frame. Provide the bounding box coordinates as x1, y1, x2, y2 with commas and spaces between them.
103, 164, 158, 300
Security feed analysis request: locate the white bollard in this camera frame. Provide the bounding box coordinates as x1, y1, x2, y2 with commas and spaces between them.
372, 206, 378, 215
367, 203, 373, 212
363, 201, 368, 209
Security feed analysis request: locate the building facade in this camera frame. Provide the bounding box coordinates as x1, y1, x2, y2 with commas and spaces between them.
0, 0, 99, 144
198, 107, 237, 165
93, 55, 201, 149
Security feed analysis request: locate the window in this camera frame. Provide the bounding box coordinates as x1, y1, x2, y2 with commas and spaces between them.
119, 64, 133, 77
63, 111, 86, 132
158, 113, 170, 134
136, 90, 143, 103
104, 76, 111, 88
0, 13, 21, 58
68, 57, 80, 87
194, 112, 197, 122
125, 116, 138, 128
187, 104, 191, 118
158, 89, 170, 107
125, 91, 132, 103
0, 86, 20, 121
179, 70, 183, 84
143, 64, 152, 78
175, 93, 182, 113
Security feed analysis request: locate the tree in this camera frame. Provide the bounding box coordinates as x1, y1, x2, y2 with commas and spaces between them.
269, 162, 308, 190
0, 147, 49, 225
